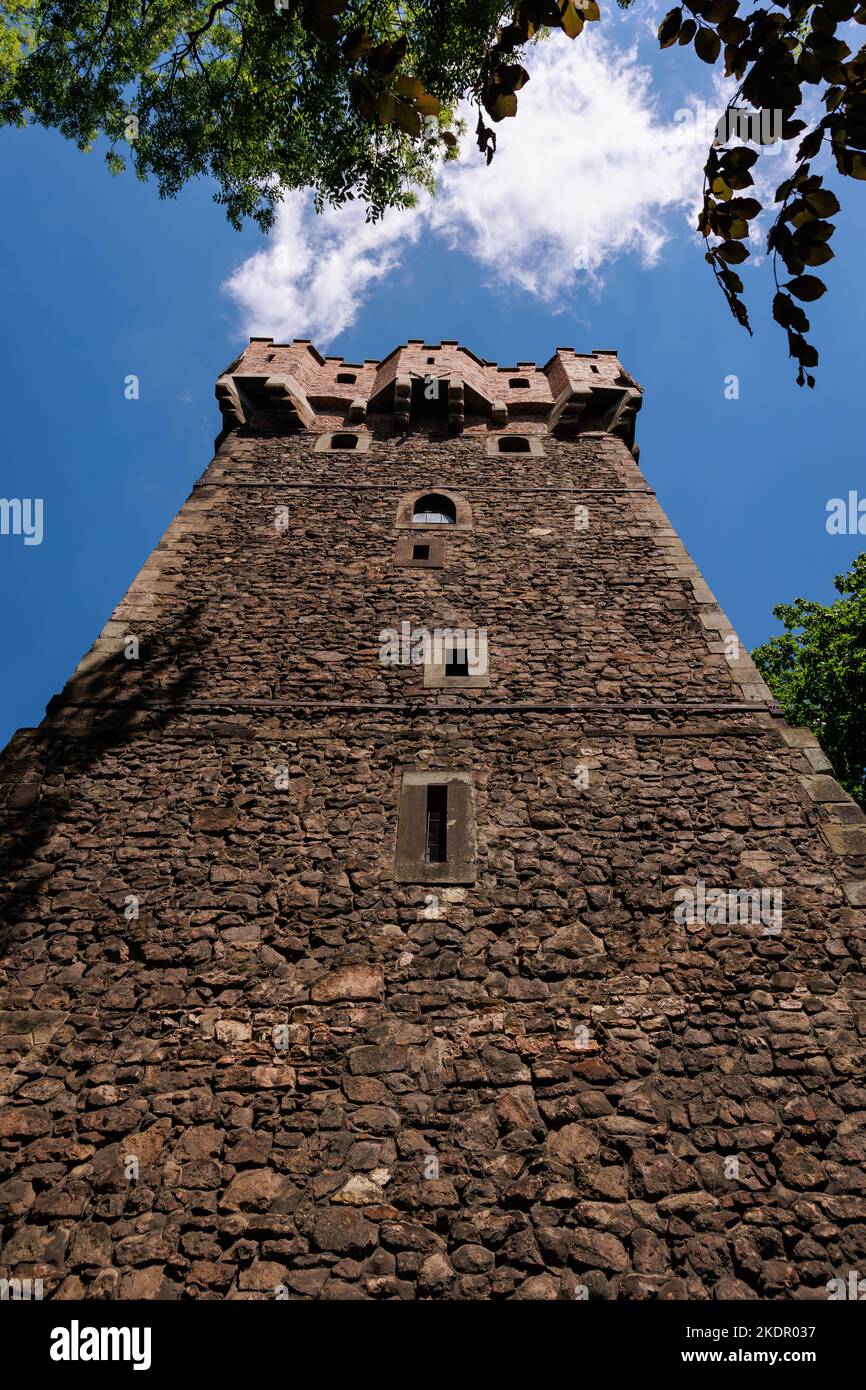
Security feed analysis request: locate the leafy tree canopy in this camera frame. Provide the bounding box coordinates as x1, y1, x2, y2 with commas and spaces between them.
2, 0, 865, 381
0, 0, 587, 226
753, 553, 866, 806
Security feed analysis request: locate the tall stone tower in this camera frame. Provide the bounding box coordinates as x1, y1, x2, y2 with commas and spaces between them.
1, 338, 865, 1302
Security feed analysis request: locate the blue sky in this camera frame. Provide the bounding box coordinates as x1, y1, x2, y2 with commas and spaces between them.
1, 16, 864, 752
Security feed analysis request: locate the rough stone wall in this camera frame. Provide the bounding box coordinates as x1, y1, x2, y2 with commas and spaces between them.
1, 361, 865, 1302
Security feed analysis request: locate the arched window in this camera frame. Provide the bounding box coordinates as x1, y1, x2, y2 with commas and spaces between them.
498, 436, 531, 454
330, 432, 358, 450
395, 487, 471, 529
412, 493, 456, 525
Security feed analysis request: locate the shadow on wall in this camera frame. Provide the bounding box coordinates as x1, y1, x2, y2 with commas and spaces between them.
0, 600, 208, 957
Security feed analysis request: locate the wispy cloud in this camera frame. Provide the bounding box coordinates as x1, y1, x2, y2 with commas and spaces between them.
225, 31, 729, 344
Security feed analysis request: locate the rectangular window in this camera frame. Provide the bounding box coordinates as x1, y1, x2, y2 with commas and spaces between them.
395, 770, 476, 884
423, 629, 490, 688
394, 534, 445, 568
425, 785, 448, 862
444, 645, 469, 677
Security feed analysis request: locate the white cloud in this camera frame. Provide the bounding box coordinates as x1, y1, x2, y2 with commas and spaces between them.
225, 30, 731, 344
225, 192, 424, 344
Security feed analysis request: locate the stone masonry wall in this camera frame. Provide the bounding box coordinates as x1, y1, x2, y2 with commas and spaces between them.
1, 370, 865, 1301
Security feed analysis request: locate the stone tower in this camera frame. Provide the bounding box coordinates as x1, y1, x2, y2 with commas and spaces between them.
1, 338, 865, 1302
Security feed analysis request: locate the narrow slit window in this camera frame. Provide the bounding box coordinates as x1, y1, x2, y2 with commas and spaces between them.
425, 785, 448, 863
413, 543, 430, 560
395, 770, 475, 885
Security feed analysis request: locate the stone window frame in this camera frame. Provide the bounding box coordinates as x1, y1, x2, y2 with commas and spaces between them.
394, 487, 472, 531
423, 627, 490, 689
395, 769, 476, 885
485, 434, 544, 457
314, 430, 371, 454
394, 534, 447, 569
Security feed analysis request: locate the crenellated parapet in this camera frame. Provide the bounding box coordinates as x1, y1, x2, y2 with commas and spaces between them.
214, 338, 643, 446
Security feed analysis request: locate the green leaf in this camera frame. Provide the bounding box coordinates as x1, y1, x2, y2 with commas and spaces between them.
703, 0, 737, 22
716, 239, 749, 262
722, 146, 759, 169
560, 1, 585, 38
797, 128, 825, 162
805, 187, 841, 216
726, 197, 761, 218
489, 91, 518, 120
695, 26, 721, 62
786, 274, 828, 300
719, 266, 744, 292
394, 76, 425, 99
772, 291, 794, 327
375, 90, 395, 123
394, 99, 422, 136
717, 16, 749, 42
723, 169, 755, 190
658, 6, 682, 45
802, 242, 835, 265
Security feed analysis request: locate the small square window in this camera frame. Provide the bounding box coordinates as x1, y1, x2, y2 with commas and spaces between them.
485, 434, 543, 458
336, 372, 357, 384
314, 431, 371, 454
509, 377, 530, 389
394, 535, 445, 568
423, 630, 489, 688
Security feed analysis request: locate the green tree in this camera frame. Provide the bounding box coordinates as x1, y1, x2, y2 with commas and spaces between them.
3, 0, 866, 383
0, 0, 590, 228
753, 553, 866, 807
